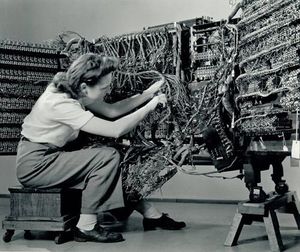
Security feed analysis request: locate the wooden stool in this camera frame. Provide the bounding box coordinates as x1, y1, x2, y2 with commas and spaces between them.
2, 186, 81, 244
224, 191, 300, 252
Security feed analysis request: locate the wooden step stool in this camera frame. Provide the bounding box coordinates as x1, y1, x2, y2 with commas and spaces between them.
224, 191, 300, 252
2, 186, 81, 244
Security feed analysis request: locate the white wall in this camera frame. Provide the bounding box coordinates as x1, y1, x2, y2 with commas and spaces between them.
152, 158, 300, 201
1, 155, 300, 201
1, 0, 299, 201
0, 0, 234, 42
0, 156, 20, 195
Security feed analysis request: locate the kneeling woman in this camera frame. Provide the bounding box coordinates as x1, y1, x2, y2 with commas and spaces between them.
16, 53, 185, 243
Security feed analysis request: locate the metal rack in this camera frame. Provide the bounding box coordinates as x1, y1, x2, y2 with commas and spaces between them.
0, 40, 64, 154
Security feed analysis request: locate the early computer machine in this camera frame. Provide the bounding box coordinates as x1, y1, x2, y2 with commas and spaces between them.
56, 1, 300, 250
1, 0, 300, 249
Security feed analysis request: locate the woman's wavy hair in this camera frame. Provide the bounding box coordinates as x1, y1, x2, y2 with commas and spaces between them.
52, 53, 119, 99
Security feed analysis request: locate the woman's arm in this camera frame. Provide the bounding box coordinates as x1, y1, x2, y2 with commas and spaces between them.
85, 78, 165, 119
85, 91, 152, 119
81, 94, 166, 138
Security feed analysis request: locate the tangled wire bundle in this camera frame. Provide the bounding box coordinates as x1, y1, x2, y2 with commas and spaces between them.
106, 70, 191, 200
120, 145, 178, 201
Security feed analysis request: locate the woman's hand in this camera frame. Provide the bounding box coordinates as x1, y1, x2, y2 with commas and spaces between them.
149, 93, 167, 110
143, 77, 165, 97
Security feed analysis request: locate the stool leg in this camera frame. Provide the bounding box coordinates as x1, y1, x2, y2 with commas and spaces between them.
263, 209, 284, 252
291, 193, 300, 230
224, 212, 245, 246
292, 209, 300, 230
54, 231, 72, 244
3, 229, 14, 243
24, 230, 34, 240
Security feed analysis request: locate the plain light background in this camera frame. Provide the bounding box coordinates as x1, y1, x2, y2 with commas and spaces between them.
0, 0, 299, 201
0, 0, 236, 42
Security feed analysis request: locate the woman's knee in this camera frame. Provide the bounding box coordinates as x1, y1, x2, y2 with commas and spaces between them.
105, 147, 120, 163
91, 147, 121, 180
94, 147, 121, 167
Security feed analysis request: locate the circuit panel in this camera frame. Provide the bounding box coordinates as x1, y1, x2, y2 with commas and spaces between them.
0, 40, 63, 154
235, 0, 300, 137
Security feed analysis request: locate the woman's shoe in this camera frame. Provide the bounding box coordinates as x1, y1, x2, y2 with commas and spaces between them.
74, 223, 124, 243
143, 213, 186, 231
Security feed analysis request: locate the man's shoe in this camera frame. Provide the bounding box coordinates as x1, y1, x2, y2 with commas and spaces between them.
143, 213, 186, 231
74, 223, 124, 243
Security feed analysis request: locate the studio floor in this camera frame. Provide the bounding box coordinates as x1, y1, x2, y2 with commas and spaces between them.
1, 198, 300, 252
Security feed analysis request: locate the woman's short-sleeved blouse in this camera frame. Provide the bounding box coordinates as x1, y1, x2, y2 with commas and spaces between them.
21, 83, 94, 147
